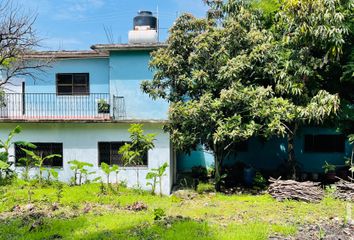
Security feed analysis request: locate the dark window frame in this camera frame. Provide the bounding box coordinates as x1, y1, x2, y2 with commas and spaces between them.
304, 134, 345, 153
15, 142, 63, 167
98, 141, 148, 167
56, 73, 90, 96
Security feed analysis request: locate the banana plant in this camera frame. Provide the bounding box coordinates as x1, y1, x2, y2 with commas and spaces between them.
21, 148, 61, 184
0, 125, 35, 181
101, 162, 119, 185
146, 163, 168, 196
68, 160, 93, 185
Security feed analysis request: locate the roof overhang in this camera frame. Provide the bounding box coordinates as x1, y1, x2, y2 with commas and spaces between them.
24, 50, 109, 60
91, 43, 167, 51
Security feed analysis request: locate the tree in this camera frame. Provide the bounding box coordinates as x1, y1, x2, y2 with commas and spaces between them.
142, 0, 349, 185
0, 1, 49, 86
118, 124, 156, 188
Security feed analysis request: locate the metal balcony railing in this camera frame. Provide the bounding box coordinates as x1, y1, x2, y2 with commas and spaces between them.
0, 93, 126, 121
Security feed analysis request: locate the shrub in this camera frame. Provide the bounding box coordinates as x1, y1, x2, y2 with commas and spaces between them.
197, 182, 215, 194
253, 172, 267, 190
153, 208, 166, 221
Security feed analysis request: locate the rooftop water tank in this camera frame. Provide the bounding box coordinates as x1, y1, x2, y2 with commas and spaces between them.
129, 11, 158, 44
133, 11, 157, 30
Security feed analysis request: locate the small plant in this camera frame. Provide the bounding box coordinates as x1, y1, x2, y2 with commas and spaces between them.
98, 99, 110, 114
55, 181, 64, 203
21, 148, 61, 184
146, 163, 168, 196
253, 172, 267, 190
47, 168, 59, 183
101, 162, 119, 185
196, 182, 215, 194
153, 208, 166, 221
68, 160, 93, 185
346, 134, 354, 181
25, 179, 38, 203
0, 126, 33, 182
119, 124, 156, 188
322, 161, 336, 174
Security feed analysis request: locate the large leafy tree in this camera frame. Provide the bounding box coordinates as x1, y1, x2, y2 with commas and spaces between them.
142, 0, 350, 184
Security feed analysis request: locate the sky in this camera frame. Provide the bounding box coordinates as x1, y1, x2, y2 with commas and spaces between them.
13, 0, 208, 51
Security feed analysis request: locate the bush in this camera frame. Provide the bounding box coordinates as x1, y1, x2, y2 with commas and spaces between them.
153, 208, 166, 220
197, 182, 215, 194
253, 172, 267, 190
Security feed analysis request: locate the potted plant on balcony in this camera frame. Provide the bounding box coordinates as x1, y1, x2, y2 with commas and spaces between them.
98, 99, 110, 114
322, 161, 336, 182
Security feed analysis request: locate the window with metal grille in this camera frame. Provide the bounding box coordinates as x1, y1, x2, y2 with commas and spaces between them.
98, 142, 148, 166
304, 134, 345, 153
56, 73, 89, 95
15, 143, 63, 167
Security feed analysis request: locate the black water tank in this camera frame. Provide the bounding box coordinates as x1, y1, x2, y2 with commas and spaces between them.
133, 11, 157, 30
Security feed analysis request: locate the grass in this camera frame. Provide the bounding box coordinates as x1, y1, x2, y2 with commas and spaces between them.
0, 181, 351, 240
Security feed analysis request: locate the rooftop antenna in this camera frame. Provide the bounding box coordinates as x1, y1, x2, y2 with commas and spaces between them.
103, 24, 114, 44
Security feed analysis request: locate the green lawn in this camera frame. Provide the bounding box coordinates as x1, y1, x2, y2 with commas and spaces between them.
0, 182, 351, 240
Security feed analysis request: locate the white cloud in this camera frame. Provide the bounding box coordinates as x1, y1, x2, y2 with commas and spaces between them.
53, 0, 105, 20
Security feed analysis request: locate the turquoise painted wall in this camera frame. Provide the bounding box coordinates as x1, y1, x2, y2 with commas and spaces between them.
177, 127, 351, 173
26, 58, 109, 93
109, 50, 168, 120
19, 58, 110, 118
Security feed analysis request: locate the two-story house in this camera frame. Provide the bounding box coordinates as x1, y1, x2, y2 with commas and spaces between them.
0, 11, 175, 195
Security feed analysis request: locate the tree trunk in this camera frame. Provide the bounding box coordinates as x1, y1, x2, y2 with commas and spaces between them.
287, 123, 298, 180
136, 169, 140, 188
213, 144, 224, 191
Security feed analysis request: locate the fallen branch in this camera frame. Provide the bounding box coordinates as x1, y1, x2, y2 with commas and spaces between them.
268, 177, 324, 203
334, 178, 354, 201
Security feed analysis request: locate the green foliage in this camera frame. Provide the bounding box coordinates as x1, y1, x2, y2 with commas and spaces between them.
142, 0, 351, 182
253, 172, 267, 190
101, 162, 119, 185
68, 160, 94, 185
0, 126, 34, 183
20, 148, 61, 184
197, 182, 215, 194
153, 208, 166, 221
146, 163, 168, 196
322, 161, 336, 173
119, 124, 156, 188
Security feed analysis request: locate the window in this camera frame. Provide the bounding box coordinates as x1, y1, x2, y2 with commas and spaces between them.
304, 134, 345, 153
15, 143, 63, 167
56, 73, 89, 95
98, 142, 148, 167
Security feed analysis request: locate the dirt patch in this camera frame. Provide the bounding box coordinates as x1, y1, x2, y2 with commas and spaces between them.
270, 218, 354, 240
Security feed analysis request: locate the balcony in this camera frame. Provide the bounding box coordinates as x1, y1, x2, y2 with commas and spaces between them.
0, 93, 126, 121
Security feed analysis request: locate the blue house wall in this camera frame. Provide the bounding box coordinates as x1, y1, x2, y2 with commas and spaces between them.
26, 58, 110, 94
177, 127, 351, 173
109, 50, 168, 120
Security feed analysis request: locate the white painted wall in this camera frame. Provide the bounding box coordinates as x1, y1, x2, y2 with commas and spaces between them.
0, 122, 172, 195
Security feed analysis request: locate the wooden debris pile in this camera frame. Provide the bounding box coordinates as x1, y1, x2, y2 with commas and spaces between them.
335, 179, 354, 201
268, 178, 324, 202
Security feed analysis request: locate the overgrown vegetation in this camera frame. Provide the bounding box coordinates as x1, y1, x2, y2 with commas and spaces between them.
141, 0, 354, 188
0, 182, 352, 240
